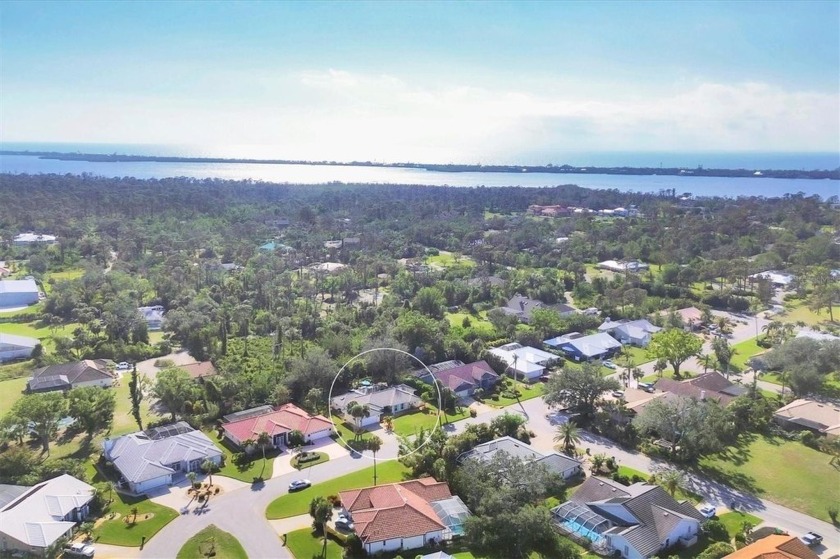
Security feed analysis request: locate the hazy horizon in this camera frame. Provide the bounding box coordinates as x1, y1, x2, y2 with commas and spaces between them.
1, 1, 838, 163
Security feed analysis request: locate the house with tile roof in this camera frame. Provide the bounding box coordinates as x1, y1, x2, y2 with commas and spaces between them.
773, 398, 840, 440
546, 332, 623, 362
414, 360, 500, 398
331, 384, 421, 427
723, 534, 819, 559
222, 403, 334, 449
338, 478, 470, 555
0, 278, 39, 308
0, 332, 39, 363
0, 474, 94, 555
28, 359, 115, 393
551, 476, 704, 558
103, 422, 222, 494
462, 436, 583, 481
653, 372, 746, 408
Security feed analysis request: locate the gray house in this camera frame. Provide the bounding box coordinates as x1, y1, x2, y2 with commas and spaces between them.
461, 436, 583, 481
28, 359, 115, 392
0, 333, 39, 363
330, 384, 421, 427
0, 279, 39, 308
494, 295, 576, 323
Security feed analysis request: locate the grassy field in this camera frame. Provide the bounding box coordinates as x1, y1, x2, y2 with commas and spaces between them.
176, 525, 248, 559
266, 461, 408, 519
718, 511, 762, 538
425, 251, 476, 269
391, 405, 470, 436
0, 376, 29, 416
446, 311, 495, 336
617, 345, 653, 367
94, 491, 178, 546
777, 300, 840, 327
285, 529, 343, 559
731, 338, 767, 370
203, 429, 277, 483
488, 381, 545, 407
616, 465, 649, 480
700, 435, 840, 522
0, 302, 43, 316
0, 319, 78, 351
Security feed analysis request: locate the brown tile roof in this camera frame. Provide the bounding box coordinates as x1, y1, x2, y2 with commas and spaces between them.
223, 403, 333, 442
339, 479, 452, 544
725, 534, 819, 559
654, 372, 739, 406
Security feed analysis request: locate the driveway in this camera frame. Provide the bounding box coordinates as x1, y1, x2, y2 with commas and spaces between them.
136, 349, 199, 382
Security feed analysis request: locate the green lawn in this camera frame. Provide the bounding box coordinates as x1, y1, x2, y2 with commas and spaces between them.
285, 529, 343, 559
777, 300, 840, 327
203, 429, 276, 483
425, 251, 476, 269
616, 465, 649, 480
292, 451, 329, 470
111, 377, 162, 436
617, 346, 653, 367
391, 405, 470, 436
94, 492, 178, 546
0, 376, 29, 416
700, 435, 840, 522
488, 381, 545, 407
718, 511, 762, 538
0, 302, 42, 316
0, 319, 78, 351
176, 525, 248, 559
266, 461, 409, 519
731, 338, 767, 370
446, 312, 495, 336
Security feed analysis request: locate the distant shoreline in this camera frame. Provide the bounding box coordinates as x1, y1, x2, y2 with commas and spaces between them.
1, 150, 837, 180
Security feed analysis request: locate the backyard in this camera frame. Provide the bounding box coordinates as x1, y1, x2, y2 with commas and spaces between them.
266, 461, 408, 519
699, 434, 840, 522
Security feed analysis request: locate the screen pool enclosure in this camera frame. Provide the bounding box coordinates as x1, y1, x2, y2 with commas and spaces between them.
551, 501, 610, 544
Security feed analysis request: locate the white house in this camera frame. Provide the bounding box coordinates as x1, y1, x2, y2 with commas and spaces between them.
12, 233, 57, 246
488, 343, 560, 382
0, 332, 39, 362
0, 278, 39, 308
599, 319, 662, 347
552, 477, 703, 558
748, 270, 795, 288
339, 478, 469, 555
330, 384, 421, 427
0, 474, 95, 556
28, 359, 116, 392
103, 422, 223, 494
137, 305, 165, 330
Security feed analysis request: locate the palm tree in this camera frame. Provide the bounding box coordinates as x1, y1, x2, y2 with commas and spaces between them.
309, 496, 333, 558
368, 435, 382, 486
186, 471, 197, 489
201, 458, 218, 487
590, 453, 606, 474
654, 359, 667, 379
658, 468, 685, 497
130, 506, 139, 524
554, 421, 581, 455
256, 431, 272, 460
349, 403, 370, 439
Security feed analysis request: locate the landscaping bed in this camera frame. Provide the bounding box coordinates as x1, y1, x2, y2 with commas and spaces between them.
176, 524, 247, 559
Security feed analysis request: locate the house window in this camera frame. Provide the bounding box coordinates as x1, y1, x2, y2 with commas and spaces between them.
624, 545, 629, 556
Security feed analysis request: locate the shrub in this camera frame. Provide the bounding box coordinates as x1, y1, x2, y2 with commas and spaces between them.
490, 394, 499, 401
697, 542, 735, 559
469, 408, 477, 418
703, 519, 730, 542
799, 431, 818, 448
328, 494, 341, 506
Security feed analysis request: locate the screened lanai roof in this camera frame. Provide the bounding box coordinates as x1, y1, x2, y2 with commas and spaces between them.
431, 496, 471, 534
551, 501, 611, 535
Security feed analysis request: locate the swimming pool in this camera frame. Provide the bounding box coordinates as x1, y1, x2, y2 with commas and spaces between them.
558, 519, 605, 544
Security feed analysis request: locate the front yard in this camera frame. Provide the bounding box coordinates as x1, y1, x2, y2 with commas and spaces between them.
204, 429, 277, 483
93, 491, 178, 546
486, 380, 544, 407
176, 524, 248, 559
285, 529, 344, 559
391, 405, 470, 436
266, 461, 409, 519
699, 434, 840, 522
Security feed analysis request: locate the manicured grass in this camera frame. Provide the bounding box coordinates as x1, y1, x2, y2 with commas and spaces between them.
731, 338, 767, 370
266, 461, 409, 519
94, 492, 178, 546
446, 312, 495, 336
617, 346, 653, 367
700, 435, 840, 522
425, 251, 476, 269
0, 376, 29, 416
111, 377, 162, 436
777, 301, 840, 327
203, 430, 276, 483
285, 528, 343, 559
616, 465, 649, 480
391, 405, 470, 436
292, 451, 329, 470
487, 381, 545, 407
0, 302, 42, 316
176, 525, 248, 559
718, 511, 762, 538
0, 319, 78, 351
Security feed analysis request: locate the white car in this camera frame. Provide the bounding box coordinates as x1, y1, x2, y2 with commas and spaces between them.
698, 504, 716, 519
288, 479, 311, 492
116, 362, 131, 371
64, 542, 95, 557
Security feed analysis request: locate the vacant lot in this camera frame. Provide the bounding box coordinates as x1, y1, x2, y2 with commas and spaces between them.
700, 435, 840, 522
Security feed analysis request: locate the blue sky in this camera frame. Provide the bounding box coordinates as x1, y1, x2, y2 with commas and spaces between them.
1, 1, 837, 162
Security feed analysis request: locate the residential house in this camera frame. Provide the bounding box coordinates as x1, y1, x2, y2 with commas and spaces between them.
723, 534, 819, 559
545, 332, 623, 362
0, 278, 39, 308
0, 474, 95, 556
598, 260, 650, 273
494, 295, 575, 323
653, 372, 746, 407
338, 478, 470, 555
795, 329, 840, 343
462, 436, 583, 481
28, 359, 115, 393
324, 240, 343, 249
487, 343, 560, 382
137, 305, 165, 331
222, 403, 334, 449
330, 384, 422, 427
773, 398, 840, 440
659, 307, 704, 330
748, 270, 795, 288
309, 262, 347, 274
418, 553, 454, 559
551, 476, 704, 559
342, 236, 361, 246
12, 233, 57, 246
599, 318, 662, 347
0, 332, 39, 363
103, 422, 223, 494
178, 361, 218, 382
466, 275, 506, 288
414, 360, 500, 399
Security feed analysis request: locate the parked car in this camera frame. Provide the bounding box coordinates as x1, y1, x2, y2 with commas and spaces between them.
800, 532, 823, 547
603, 360, 616, 369
611, 390, 625, 399
698, 504, 716, 519
335, 518, 354, 531
64, 543, 95, 557
116, 362, 131, 371
638, 382, 655, 393
288, 479, 311, 492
